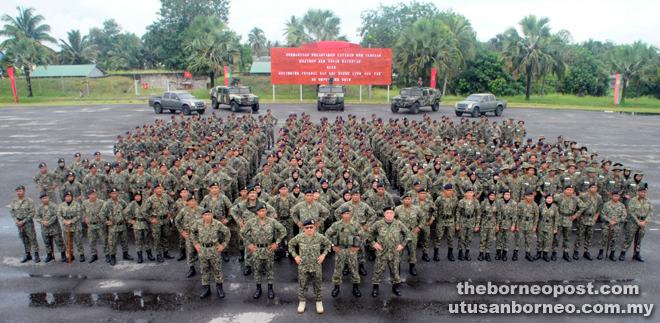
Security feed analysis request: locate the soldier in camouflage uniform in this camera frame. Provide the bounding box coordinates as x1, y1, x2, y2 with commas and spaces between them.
477, 190, 498, 261
201, 182, 234, 262
433, 184, 459, 261
58, 190, 85, 262
513, 191, 538, 261
291, 189, 330, 233
125, 190, 154, 263
60, 171, 85, 202
573, 183, 602, 260
456, 188, 480, 261
34, 163, 58, 202
267, 183, 298, 259
535, 194, 559, 262
495, 189, 517, 261
325, 207, 364, 298
83, 188, 108, 263
369, 206, 410, 297
395, 192, 424, 275
552, 184, 580, 262
102, 187, 134, 265
621, 183, 652, 262
35, 193, 67, 263
142, 183, 175, 262
597, 190, 628, 261
11, 186, 40, 263
191, 208, 231, 299
175, 194, 203, 276
415, 187, 436, 262
289, 218, 332, 314
241, 203, 286, 299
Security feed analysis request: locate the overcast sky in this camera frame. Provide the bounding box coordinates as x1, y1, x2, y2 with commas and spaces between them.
2, 0, 659, 50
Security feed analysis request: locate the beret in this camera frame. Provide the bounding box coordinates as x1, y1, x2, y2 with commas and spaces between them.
302, 219, 315, 227
304, 189, 313, 194
638, 183, 648, 191
89, 164, 97, 169
63, 190, 73, 197
487, 189, 496, 196
153, 183, 162, 189
16, 185, 26, 191
350, 189, 361, 195
401, 192, 413, 199
187, 194, 196, 200
201, 208, 212, 214
57, 158, 65, 163
588, 182, 598, 188
108, 188, 118, 193
38, 162, 47, 168
418, 187, 427, 193
564, 184, 574, 190
239, 186, 249, 191
502, 188, 511, 194
464, 187, 474, 193
186, 166, 194, 172
611, 190, 620, 195
277, 183, 288, 189
39, 192, 49, 199
209, 181, 219, 188
87, 188, 97, 195
376, 182, 385, 188
524, 190, 534, 196
383, 205, 395, 212
255, 202, 267, 211
134, 190, 142, 196
444, 184, 453, 190
340, 206, 351, 214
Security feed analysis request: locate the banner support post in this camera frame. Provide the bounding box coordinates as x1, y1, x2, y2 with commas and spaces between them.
300, 85, 303, 102
273, 84, 275, 102
387, 85, 390, 102
360, 85, 362, 102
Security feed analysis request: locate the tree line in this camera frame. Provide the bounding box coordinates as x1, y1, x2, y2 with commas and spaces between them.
1, 0, 659, 102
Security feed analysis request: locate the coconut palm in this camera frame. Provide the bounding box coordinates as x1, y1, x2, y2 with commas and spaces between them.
437, 11, 477, 94
2, 36, 51, 97
283, 9, 347, 47
0, 6, 56, 50
59, 29, 98, 64
247, 27, 267, 57
607, 41, 657, 103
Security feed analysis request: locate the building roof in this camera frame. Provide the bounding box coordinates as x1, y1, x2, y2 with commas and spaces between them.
31, 64, 107, 78
250, 57, 271, 74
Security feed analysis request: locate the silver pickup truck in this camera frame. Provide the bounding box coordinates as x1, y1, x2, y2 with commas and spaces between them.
454, 93, 507, 117
148, 91, 207, 115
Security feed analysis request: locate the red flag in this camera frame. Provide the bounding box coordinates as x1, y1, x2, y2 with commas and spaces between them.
224, 66, 229, 86
184, 72, 192, 78
142, 83, 148, 90
614, 74, 621, 106
430, 69, 437, 88
8, 67, 18, 103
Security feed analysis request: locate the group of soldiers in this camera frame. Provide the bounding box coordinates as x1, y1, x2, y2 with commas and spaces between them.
10, 110, 653, 314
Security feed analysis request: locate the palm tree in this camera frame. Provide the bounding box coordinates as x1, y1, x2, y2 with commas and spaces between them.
283, 10, 347, 47
283, 15, 311, 47
59, 29, 98, 64
499, 15, 565, 100
108, 36, 143, 70
247, 27, 267, 57
394, 18, 457, 86
437, 11, 477, 95
2, 37, 51, 97
0, 6, 56, 50
608, 41, 657, 103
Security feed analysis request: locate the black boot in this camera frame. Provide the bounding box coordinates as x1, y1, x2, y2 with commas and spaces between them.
619, 251, 626, 261
268, 284, 274, 299
217, 283, 225, 298
332, 285, 340, 297
495, 249, 502, 260
533, 251, 542, 260
105, 255, 110, 263
79, 254, 85, 262
222, 251, 229, 262
253, 284, 262, 299
368, 249, 375, 261
422, 253, 430, 262
60, 252, 68, 262
359, 264, 368, 276
597, 249, 604, 260
109, 255, 116, 266
584, 252, 593, 261
176, 248, 186, 261
433, 248, 440, 261
20, 252, 32, 263
458, 249, 464, 261
512, 250, 519, 261
146, 250, 155, 261
478, 252, 484, 261
123, 251, 134, 261
551, 251, 557, 261
243, 266, 252, 276
609, 251, 616, 261
447, 248, 455, 261
573, 251, 579, 260
44, 253, 54, 263
502, 250, 508, 261
157, 254, 164, 263
525, 252, 533, 262
542, 252, 550, 262
372, 284, 379, 297
34, 252, 40, 263
70, 254, 75, 262
137, 252, 143, 263
465, 250, 471, 261
392, 284, 402, 296
563, 252, 571, 262
239, 250, 245, 261
409, 263, 417, 276
634, 252, 644, 262
163, 251, 174, 259
353, 284, 361, 297
200, 285, 211, 298
343, 264, 349, 276
89, 254, 99, 263
186, 266, 196, 278
485, 253, 491, 262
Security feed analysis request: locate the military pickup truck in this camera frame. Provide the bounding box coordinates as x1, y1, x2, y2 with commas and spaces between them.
317, 84, 345, 111
454, 93, 507, 117
148, 91, 207, 115
209, 85, 260, 112
391, 87, 441, 114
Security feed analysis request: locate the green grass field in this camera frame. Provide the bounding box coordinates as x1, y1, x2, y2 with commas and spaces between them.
1, 74, 659, 113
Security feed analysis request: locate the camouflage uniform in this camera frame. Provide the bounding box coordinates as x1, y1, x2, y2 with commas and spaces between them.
142, 193, 174, 255
83, 199, 108, 257
175, 205, 203, 267
34, 171, 58, 202
537, 203, 559, 252
102, 198, 130, 256
598, 200, 628, 252
395, 204, 425, 264
622, 196, 653, 252
190, 219, 231, 285
291, 201, 330, 232
496, 199, 517, 252
241, 217, 286, 284
574, 193, 603, 253
552, 194, 580, 253
35, 201, 66, 254
325, 219, 364, 285
478, 200, 498, 253
267, 194, 298, 247
369, 218, 410, 285
125, 199, 151, 253
416, 199, 436, 254
11, 196, 39, 254
433, 195, 459, 249
288, 232, 332, 301
456, 199, 481, 251
514, 201, 538, 252
57, 201, 85, 255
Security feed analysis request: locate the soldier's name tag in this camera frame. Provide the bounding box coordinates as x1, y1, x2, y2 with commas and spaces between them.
584, 181, 590, 184
545, 182, 551, 185
599, 175, 605, 179
631, 184, 636, 187
565, 178, 570, 181
524, 183, 529, 186
609, 181, 615, 184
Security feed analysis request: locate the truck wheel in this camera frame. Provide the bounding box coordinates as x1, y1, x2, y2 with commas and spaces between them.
339, 102, 344, 111
182, 105, 191, 115
391, 104, 399, 113
212, 97, 219, 109
198, 109, 205, 115
471, 107, 480, 118
432, 102, 439, 112
495, 106, 503, 116
317, 102, 322, 111
411, 102, 420, 114
252, 103, 259, 112
231, 101, 239, 112
455, 111, 463, 116
154, 103, 163, 114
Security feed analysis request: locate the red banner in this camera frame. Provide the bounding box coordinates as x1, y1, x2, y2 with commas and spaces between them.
184, 72, 192, 78
430, 68, 437, 89
271, 47, 392, 85
614, 73, 621, 106
8, 67, 18, 103
224, 66, 229, 86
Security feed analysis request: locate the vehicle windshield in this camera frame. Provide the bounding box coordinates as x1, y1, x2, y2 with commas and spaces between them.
179, 93, 195, 99
401, 89, 422, 96
319, 87, 344, 93
228, 88, 252, 94
465, 95, 483, 102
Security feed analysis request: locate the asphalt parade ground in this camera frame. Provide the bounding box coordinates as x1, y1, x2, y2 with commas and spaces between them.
1, 103, 659, 322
